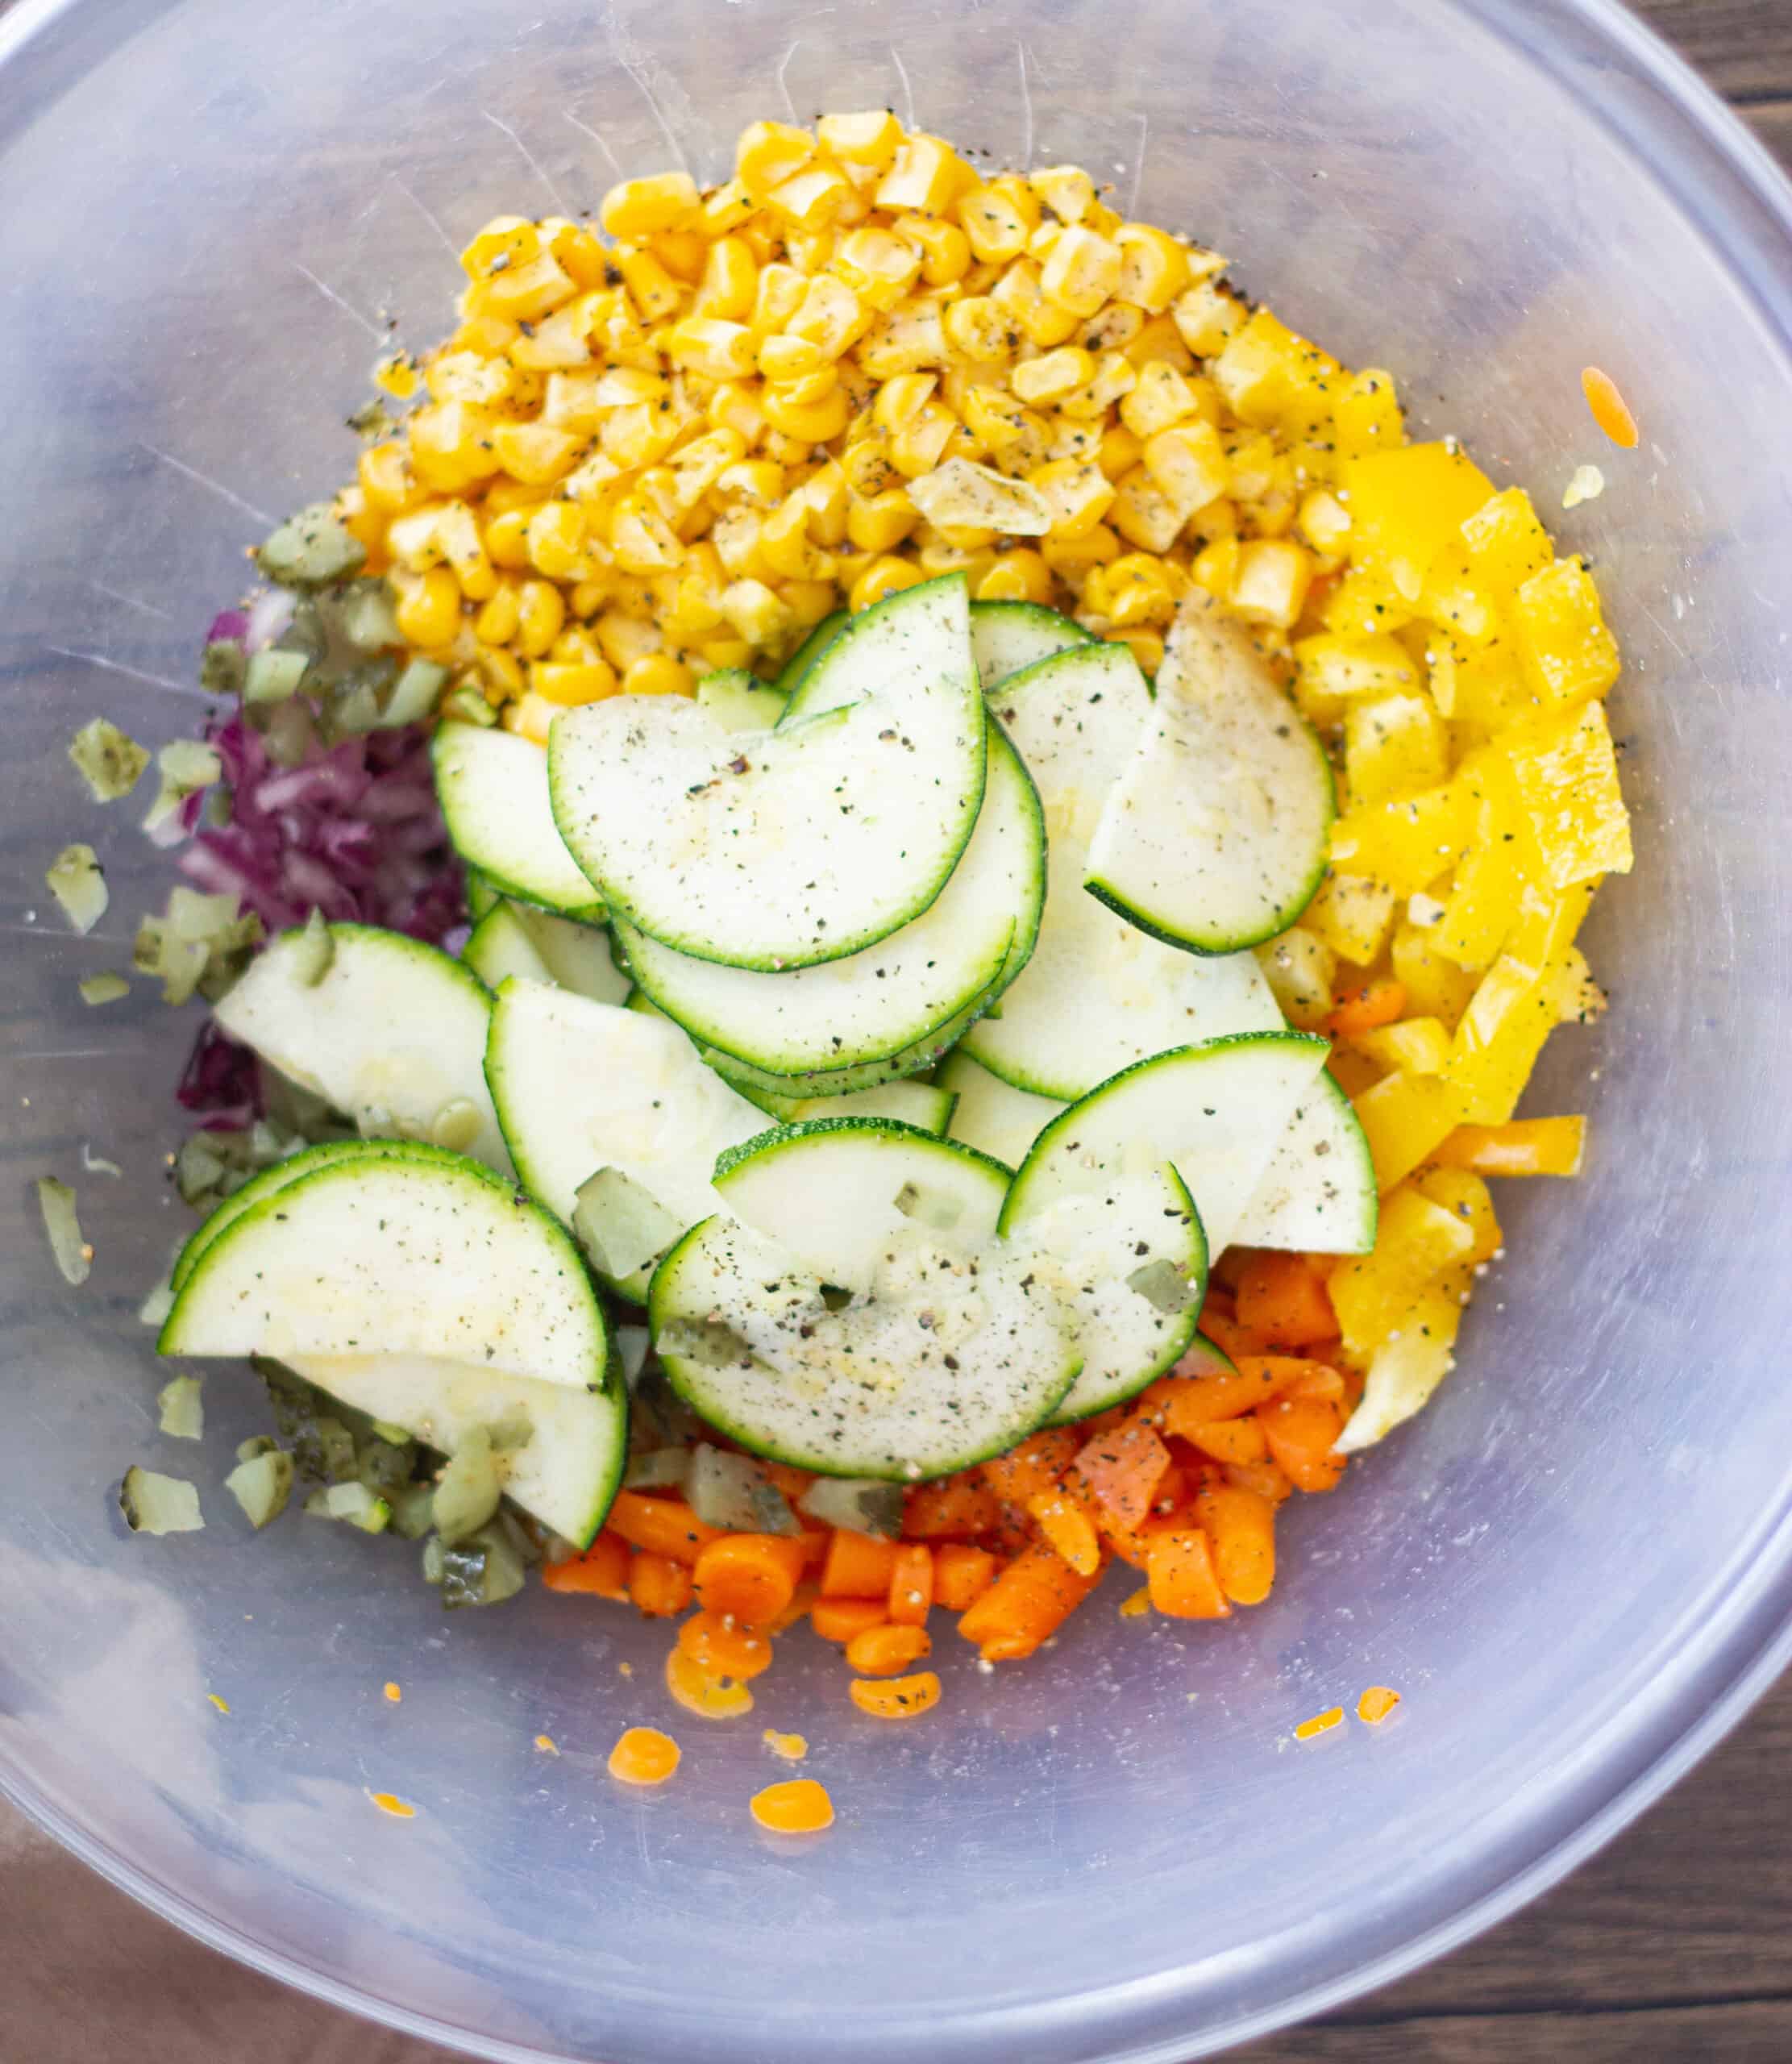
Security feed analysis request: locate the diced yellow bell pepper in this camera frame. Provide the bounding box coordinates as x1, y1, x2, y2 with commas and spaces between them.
1329, 1183, 1478, 1361
1340, 441, 1497, 604
1461, 486, 1553, 600
1433, 1116, 1586, 1178
1329, 777, 1474, 897
1412, 1165, 1503, 1266
1344, 691, 1449, 809
1302, 872, 1398, 965
1512, 556, 1621, 706
1321, 565, 1416, 640
1502, 698, 1632, 888
1353, 1016, 1453, 1076
1351, 1072, 1474, 1194
1335, 1266, 1469, 1451
1330, 368, 1405, 458
1212, 309, 1337, 435
1391, 919, 1478, 1030
1443, 932, 1593, 1126
1292, 632, 1422, 726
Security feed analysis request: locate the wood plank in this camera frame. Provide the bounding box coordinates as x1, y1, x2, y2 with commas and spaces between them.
1245, 1999, 1792, 2063
1633, 0, 1792, 99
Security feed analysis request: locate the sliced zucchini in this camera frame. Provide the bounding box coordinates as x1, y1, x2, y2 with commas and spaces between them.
969, 598, 1094, 690
287, 1351, 626, 1548
938, 1051, 1063, 1171
464, 901, 630, 1006
1085, 596, 1335, 952
712, 1117, 1011, 1293
466, 870, 501, 921
962, 642, 1284, 1100
432, 722, 605, 922
1004, 1031, 1333, 1261
615, 722, 1042, 1084
774, 609, 849, 696
651, 1215, 1077, 1479
551, 576, 985, 971
463, 902, 553, 990
742, 1078, 957, 1135
484, 978, 765, 1298
171, 1138, 421, 1294
160, 1142, 611, 1393
695, 668, 788, 734
213, 921, 511, 1174
1230, 1070, 1378, 1254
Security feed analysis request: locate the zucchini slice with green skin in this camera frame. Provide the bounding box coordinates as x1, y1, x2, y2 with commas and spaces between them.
650, 1214, 1078, 1479
613, 721, 1042, 1083
712, 1117, 1012, 1294
968, 598, 1094, 690
286, 1351, 626, 1549
938, 1051, 1063, 1171
742, 1079, 957, 1135
695, 668, 788, 734
159, 1143, 611, 1392
213, 921, 511, 1175
484, 978, 766, 1300
1230, 1069, 1378, 1255
464, 902, 631, 1006
432, 722, 605, 922
772, 610, 849, 696
1004, 1031, 1333, 1261
961, 643, 1283, 1101
1084, 595, 1336, 953
551, 575, 986, 972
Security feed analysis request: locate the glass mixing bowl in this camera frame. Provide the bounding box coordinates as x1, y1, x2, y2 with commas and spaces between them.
2, 1, 1790, 2058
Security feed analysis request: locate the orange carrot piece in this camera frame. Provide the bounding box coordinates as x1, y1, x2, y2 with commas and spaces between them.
1223, 1458, 1295, 1506
629, 1551, 693, 1617
1295, 1706, 1345, 1742
1233, 1252, 1338, 1348
1582, 364, 1639, 448
677, 1609, 775, 1682
692, 1533, 806, 1624
956, 1544, 1101, 1662
810, 1596, 888, 1642
751, 1778, 834, 1832
1282, 1363, 1347, 1402
903, 1471, 1004, 1539
1324, 977, 1407, 1040
887, 1542, 934, 1625
1258, 1394, 1348, 1493
819, 1527, 899, 1598
1025, 1488, 1103, 1576
849, 1671, 941, 1719
796, 1529, 831, 1571
765, 1579, 820, 1634
540, 1529, 630, 1600
608, 1725, 681, 1786
1358, 1685, 1402, 1725
759, 1460, 816, 1503
1144, 1363, 1283, 1431
1182, 1416, 1269, 1467
664, 1646, 755, 1721
606, 1491, 722, 1566
1198, 1309, 1279, 1363
1145, 1527, 1232, 1620
1073, 1417, 1170, 1534
1195, 1483, 1276, 1605
979, 1427, 1081, 1504
844, 1622, 932, 1676
932, 1542, 997, 1611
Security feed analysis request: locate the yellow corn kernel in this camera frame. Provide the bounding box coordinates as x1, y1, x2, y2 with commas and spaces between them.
1023, 162, 1091, 224
621, 654, 696, 697
766, 163, 850, 231
834, 224, 924, 310
522, 500, 586, 581
1028, 458, 1116, 539
1112, 223, 1191, 314
477, 251, 576, 325
704, 381, 763, 447
716, 460, 786, 510
971, 550, 1049, 605
761, 380, 850, 443
394, 566, 462, 649
1079, 302, 1145, 360
667, 427, 744, 510
447, 310, 521, 359
1104, 625, 1165, 675
593, 611, 662, 672
875, 132, 968, 214
957, 180, 1033, 264
385, 502, 449, 573
358, 441, 419, 515
1229, 538, 1314, 630
612, 246, 684, 324
500, 690, 556, 746
716, 576, 793, 647
598, 402, 679, 472
1039, 225, 1122, 318
489, 421, 580, 488
746, 260, 805, 338
473, 580, 523, 646
892, 213, 971, 287
1191, 535, 1240, 601
701, 178, 756, 237
1008, 347, 1091, 406
816, 108, 900, 168
609, 494, 685, 576
858, 302, 948, 380
737, 119, 816, 203
648, 227, 709, 285
939, 296, 1008, 364
484, 504, 537, 569
873, 372, 939, 432
1041, 522, 1121, 585
600, 172, 701, 242
846, 556, 922, 613
753, 334, 821, 384
512, 578, 566, 659
531, 658, 620, 705
842, 488, 916, 554
1170, 279, 1246, 358
663, 316, 759, 382
1298, 489, 1353, 556
434, 500, 497, 601
888, 401, 957, 479
475, 643, 526, 702
688, 235, 758, 323
788, 274, 867, 360
409, 402, 500, 493
543, 218, 609, 289
460, 216, 541, 281
1102, 553, 1178, 628
1141, 420, 1230, 522
755, 497, 825, 581
505, 297, 598, 372
1116, 360, 1195, 440
1108, 465, 1186, 555
548, 623, 605, 667
990, 260, 1080, 348
1095, 422, 1144, 482
734, 213, 785, 265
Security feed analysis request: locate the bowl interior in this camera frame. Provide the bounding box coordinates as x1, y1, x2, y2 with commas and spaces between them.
3, 2, 1792, 2060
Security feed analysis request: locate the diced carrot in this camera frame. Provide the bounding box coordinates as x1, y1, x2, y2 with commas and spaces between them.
1025, 1488, 1102, 1577
1325, 977, 1407, 1040
1282, 1362, 1347, 1402
1358, 1685, 1402, 1724
1195, 1483, 1277, 1605
979, 1427, 1081, 1504
903, 1471, 1004, 1539
1295, 1705, 1344, 1742
1582, 364, 1639, 448
540, 1528, 630, 1599
765, 1579, 820, 1634
821, 1528, 898, 1599
1198, 1309, 1279, 1362
629, 1551, 693, 1617
664, 1646, 755, 1721
844, 1622, 932, 1676
1150, 1459, 1192, 1514
1143, 1362, 1283, 1430
1198, 1284, 1237, 1322
796, 1529, 831, 1571
932, 1542, 997, 1611
1182, 1416, 1268, 1467
760, 1460, 817, 1502
887, 1542, 934, 1625
606, 1491, 723, 1566
1145, 1527, 1232, 1620
1073, 1416, 1170, 1533
677, 1609, 775, 1682
1233, 1252, 1338, 1347
607, 1725, 681, 1786
956, 1544, 1102, 1661
692, 1534, 806, 1624
849, 1671, 941, 1719
1223, 1458, 1295, 1506
810, 1596, 888, 1642
750, 1778, 834, 1831
1258, 1394, 1348, 1493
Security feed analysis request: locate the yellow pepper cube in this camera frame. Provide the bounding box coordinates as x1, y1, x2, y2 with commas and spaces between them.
875, 134, 971, 215
991, 260, 1081, 348
1391, 919, 1478, 1030
1416, 543, 1502, 649
1303, 872, 1399, 964
1039, 225, 1123, 318
859, 302, 947, 379
1355, 1017, 1454, 1076
1330, 1181, 1478, 1357
1350, 1072, 1476, 1196
1029, 163, 1095, 224
1412, 1165, 1503, 1267
1341, 441, 1498, 604
958, 181, 1033, 265
1230, 539, 1313, 630
768, 163, 852, 231
1331, 368, 1406, 456
1345, 691, 1449, 809
1328, 778, 1475, 897
1292, 631, 1422, 723
1445, 952, 1574, 1126
1512, 556, 1622, 706
1254, 926, 1337, 1030
1502, 698, 1632, 888
1461, 486, 1554, 600
1170, 280, 1245, 358
1298, 489, 1353, 557
817, 109, 901, 169
1433, 1115, 1587, 1179
736, 119, 816, 203
1506, 876, 1597, 971
1109, 465, 1185, 554
600, 172, 701, 241
1322, 566, 1416, 641
1113, 223, 1190, 314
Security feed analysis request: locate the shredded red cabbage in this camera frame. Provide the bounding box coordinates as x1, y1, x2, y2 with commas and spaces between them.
206, 608, 250, 646
177, 1021, 264, 1130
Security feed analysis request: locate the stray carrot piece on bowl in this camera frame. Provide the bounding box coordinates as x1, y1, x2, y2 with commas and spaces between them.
1233, 1253, 1338, 1348
1073, 1416, 1170, 1533
750, 1777, 834, 1833
763, 1729, 809, 1761
630, 1551, 694, 1617
608, 1725, 681, 1786
1145, 1527, 1232, 1620
1358, 1686, 1402, 1725
1295, 1707, 1345, 1742
1258, 1393, 1349, 1494
1119, 1588, 1153, 1619
820, 1528, 898, 1599
541, 1528, 631, 1600
693, 1533, 805, 1624
367, 1791, 416, 1818
845, 1623, 932, 1676
932, 1542, 997, 1612
1581, 364, 1639, 448
1324, 976, 1406, 1040
811, 1596, 889, 1642
664, 1646, 756, 1721
678, 1609, 775, 1683
1025, 1488, 1103, 1576
849, 1670, 942, 1719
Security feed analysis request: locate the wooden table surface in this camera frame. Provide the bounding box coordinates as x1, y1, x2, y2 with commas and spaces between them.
4, 3, 1790, 2061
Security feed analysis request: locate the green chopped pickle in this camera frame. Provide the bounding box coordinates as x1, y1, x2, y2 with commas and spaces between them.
200, 639, 247, 698
304, 1481, 391, 1532
225, 1448, 294, 1529
256, 503, 368, 588
382, 656, 449, 729
36, 1177, 90, 1285
135, 887, 261, 1005
69, 718, 150, 801
799, 1476, 905, 1539
573, 1166, 684, 1285
686, 1444, 798, 1534
157, 1374, 204, 1440
441, 684, 498, 727
1126, 1258, 1197, 1314
324, 577, 403, 655
78, 972, 130, 1006
236, 1434, 279, 1463
431, 1427, 501, 1545
440, 1523, 527, 1609
46, 844, 107, 935
243, 647, 310, 706
119, 1466, 204, 1535
143, 740, 222, 836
